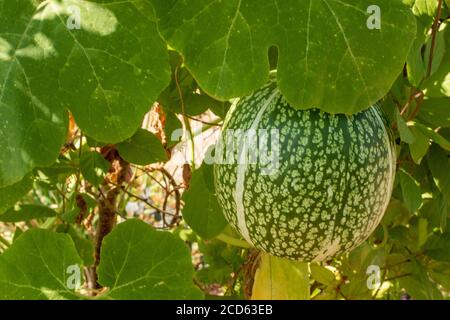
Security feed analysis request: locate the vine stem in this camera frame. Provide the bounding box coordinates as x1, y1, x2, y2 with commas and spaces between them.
398, 1, 442, 122
159, 167, 182, 226
185, 114, 223, 127
190, 118, 223, 137
174, 66, 196, 170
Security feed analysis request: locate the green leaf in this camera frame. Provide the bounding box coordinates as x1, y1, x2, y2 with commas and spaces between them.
399, 169, 423, 213
164, 109, 183, 148
412, 0, 439, 28
0, 0, 170, 187
57, 0, 171, 143
80, 151, 110, 186
437, 192, 448, 233
421, 23, 450, 97
412, 122, 450, 150
409, 126, 430, 164
410, 0, 444, 86
0, 0, 67, 188
116, 129, 167, 166
407, 40, 426, 86
152, 0, 416, 114
97, 219, 203, 299
427, 144, 450, 199
430, 262, 450, 291
310, 263, 336, 286
13, 227, 23, 242
158, 56, 226, 117
35, 162, 78, 185
424, 22, 447, 77
65, 226, 94, 266
0, 229, 83, 299
347, 243, 386, 273
251, 253, 309, 300
396, 109, 416, 144
421, 59, 450, 98
0, 174, 33, 214
340, 277, 372, 299
61, 209, 81, 224
398, 259, 442, 300
182, 164, 228, 239
382, 198, 411, 226
418, 98, 450, 128
417, 218, 429, 247
420, 197, 448, 233
424, 223, 450, 262
0, 205, 57, 223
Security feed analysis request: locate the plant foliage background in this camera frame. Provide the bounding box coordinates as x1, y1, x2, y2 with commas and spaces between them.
0, 0, 449, 300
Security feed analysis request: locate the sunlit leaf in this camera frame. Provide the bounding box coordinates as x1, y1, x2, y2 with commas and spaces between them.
0, 229, 83, 299
152, 0, 416, 114
97, 219, 203, 299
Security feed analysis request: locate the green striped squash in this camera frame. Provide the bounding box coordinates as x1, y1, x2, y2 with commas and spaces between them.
213, 81, 396, 262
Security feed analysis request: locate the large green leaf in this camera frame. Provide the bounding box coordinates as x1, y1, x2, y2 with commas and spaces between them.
0, 220, 202, 299
0, 0, 68, 188
57, 1, 171, 142
0, 229, 83, 299
151, 0, 416, 114
0, 0, 170, 187
97, 219, 203, 299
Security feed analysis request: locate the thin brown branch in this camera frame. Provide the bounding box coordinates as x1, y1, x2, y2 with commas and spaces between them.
175, 66, 196, 168
158, 167, 182, 226
185, 114, 223, 127
108, 181, 176, 217
426, 0, 444, 78
407, 91, 425, 121
384, 273, 412, 282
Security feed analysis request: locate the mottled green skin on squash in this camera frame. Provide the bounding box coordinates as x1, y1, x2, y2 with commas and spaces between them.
213, 81, 396, 261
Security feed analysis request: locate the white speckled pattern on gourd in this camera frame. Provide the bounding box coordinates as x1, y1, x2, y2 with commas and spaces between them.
213, 81, 396, 262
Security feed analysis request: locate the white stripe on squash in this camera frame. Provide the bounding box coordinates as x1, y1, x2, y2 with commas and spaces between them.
234, 90, 279, 245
